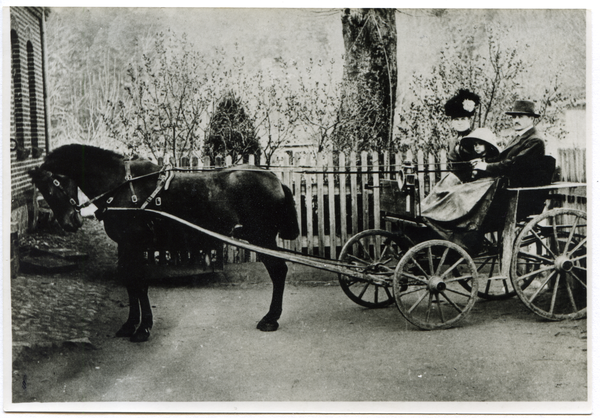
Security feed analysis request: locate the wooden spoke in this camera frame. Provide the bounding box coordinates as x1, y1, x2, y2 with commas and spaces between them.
435, 247, 450, 276
440, 291, 465, 314
435, 293, 446, 323
339, 230, 404, 308
548, 271, 562, 315
567, 237, 587, 257
440, 256, 466, 279
394, 240, 478, 330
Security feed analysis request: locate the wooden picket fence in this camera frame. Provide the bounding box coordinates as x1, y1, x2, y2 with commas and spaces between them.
170, 147, 586, 265
555, 148, 587, 213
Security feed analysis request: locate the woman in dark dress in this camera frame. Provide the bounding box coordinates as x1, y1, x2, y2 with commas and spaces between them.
444, 89, 483, 183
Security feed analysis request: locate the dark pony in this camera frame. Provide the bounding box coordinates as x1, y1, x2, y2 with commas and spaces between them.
30, 144, 299, 342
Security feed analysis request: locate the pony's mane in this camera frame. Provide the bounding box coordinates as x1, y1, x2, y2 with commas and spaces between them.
46, 144, 124, 164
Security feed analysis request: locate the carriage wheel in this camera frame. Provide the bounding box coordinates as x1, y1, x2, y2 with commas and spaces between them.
511, 208, 587, 320
338, 229, 407, 308
393, 240, 479, 330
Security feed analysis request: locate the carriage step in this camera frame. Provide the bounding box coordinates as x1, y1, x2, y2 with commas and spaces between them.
29, 247, 89, 262
20, 254, 78, 275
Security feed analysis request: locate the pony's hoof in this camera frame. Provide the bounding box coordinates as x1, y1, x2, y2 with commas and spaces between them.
130, 327, 150, 343
115, 322, 137, 338
257, 319, 279, 332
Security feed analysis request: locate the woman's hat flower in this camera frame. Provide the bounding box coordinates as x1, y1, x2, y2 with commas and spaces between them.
463, 99, 476, 113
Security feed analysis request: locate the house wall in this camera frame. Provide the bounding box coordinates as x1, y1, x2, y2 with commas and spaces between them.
9, 7, 49, 233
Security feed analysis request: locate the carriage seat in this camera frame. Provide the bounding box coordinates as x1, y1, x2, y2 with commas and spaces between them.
512, 155, 557, 220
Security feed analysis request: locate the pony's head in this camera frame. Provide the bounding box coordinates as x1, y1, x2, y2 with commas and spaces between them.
29, 168, 84, 232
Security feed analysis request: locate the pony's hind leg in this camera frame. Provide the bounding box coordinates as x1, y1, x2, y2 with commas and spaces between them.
257, 253, 288, 332
131, 285, 153, 343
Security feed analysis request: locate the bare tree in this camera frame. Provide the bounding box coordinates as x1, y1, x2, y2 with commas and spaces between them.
104, 31, 210, 164
396, 23, 572, 154
334, 8, 398, 152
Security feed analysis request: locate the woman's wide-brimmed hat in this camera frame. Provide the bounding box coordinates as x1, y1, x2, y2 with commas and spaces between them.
505, 100, 540, 118
444, 89, 480, 118
461, 127, 500, 157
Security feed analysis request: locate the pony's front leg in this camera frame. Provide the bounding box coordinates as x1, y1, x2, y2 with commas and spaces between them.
115, 284, 141, 338
116, 244, 152, 342
257, 255, 288, 332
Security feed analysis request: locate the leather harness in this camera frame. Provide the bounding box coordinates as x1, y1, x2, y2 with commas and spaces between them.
90, 161, 175, 220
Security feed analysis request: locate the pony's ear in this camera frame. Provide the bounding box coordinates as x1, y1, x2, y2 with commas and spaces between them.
28, 167, 41, 180
28, 167, 47, 183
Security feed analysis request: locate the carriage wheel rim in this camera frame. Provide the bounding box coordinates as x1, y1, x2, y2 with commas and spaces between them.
511, 208, 587, 320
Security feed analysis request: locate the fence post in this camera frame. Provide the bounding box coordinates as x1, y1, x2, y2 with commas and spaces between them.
428, 152, 436, 195
305, 153, 315, 256
417, 149, 425, 201
373, 151, 381, 232
339, 152, 348, 247
349, 151, 358, 239
327, 153, 337, 258
293, 155, 303, 253
361, 151, 370, 232
316, 153, 326, 257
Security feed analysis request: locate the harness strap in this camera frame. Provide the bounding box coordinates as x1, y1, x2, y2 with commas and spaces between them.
164, 168, 175, 190
140, 168, 175, 210
124, 160, 138, 203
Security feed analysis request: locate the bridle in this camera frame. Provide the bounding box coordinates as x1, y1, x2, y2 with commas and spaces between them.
36, 170, 81, 213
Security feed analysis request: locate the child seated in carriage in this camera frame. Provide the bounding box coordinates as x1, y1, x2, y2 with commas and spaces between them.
447, 127, 500, 183
421, 128, 500, 222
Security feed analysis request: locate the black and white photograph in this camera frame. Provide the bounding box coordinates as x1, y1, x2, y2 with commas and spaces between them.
2, 2, 594, 414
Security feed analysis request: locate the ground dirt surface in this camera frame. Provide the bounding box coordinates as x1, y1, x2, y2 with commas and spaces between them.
8, 218, 589, 413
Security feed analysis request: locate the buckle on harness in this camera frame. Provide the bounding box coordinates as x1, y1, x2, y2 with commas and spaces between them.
155, 197, 161, 206
132, 195, 138, 203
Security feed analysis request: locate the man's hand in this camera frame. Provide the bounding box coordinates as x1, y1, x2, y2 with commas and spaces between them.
471, 159, 488, 171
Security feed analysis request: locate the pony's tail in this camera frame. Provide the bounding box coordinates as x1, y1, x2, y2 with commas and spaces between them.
278, 184, 300, 240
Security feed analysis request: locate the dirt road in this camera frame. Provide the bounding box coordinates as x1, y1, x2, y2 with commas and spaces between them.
8, 220, 589, 414
11, 281, 588, 411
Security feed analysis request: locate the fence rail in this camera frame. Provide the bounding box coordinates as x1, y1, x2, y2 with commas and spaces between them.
174, 148, 585, 264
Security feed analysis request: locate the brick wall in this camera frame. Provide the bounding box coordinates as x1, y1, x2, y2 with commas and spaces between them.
10, 7, 48, 225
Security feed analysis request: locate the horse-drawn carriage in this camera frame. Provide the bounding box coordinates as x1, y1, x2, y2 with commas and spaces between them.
30, 145, 587, 340
337, 161, 587, 329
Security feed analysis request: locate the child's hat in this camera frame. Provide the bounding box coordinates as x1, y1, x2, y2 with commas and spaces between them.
461, 127, 499, 156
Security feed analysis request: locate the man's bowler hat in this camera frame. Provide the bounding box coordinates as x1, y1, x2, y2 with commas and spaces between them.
506, 100, 540, 118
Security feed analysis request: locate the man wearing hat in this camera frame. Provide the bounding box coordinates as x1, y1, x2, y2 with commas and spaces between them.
471, 100, 547, 187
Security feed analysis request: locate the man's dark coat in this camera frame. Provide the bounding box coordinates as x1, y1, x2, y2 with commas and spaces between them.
484, 127, 547, 187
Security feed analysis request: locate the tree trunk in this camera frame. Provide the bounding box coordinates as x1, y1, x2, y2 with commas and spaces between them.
335, 8, 397, 152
